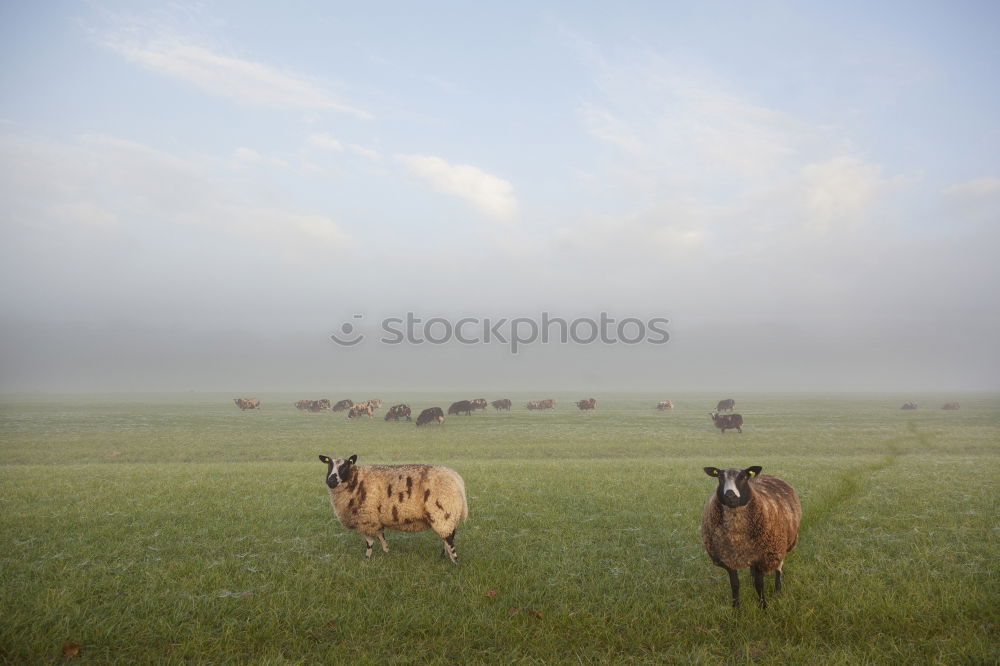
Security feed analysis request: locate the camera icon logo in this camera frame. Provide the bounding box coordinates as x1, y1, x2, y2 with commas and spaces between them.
330, 314, 365, 346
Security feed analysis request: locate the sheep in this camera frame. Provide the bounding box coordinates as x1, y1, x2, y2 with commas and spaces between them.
384, 404, 412, 421
416, 407, 445, 426
448, 400, 474, 416
701, 466, 801, 608
318, 454, 468, 563
348, 402, 374, 419
710, 411, 744, 433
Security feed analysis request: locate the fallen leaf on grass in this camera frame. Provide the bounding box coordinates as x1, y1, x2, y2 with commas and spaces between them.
326, 621, 338, 631
61, 643, 81, 659
508, 606, 542, 619
486, 589, 498, 598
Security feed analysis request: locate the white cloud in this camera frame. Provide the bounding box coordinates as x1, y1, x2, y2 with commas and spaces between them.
350, 144, 380, 161
0, 133, 351, 254
103, 35, 372, 118
799, 156, 892, 232
307, 133, 344, 151
579, 105, 644, 156
574, 48, 826, 202
236, 208, 352, 257
944, 177, 1000, 198
940, 176, 1000, 228
395, 154, 518, 220
234, 147, 288, 168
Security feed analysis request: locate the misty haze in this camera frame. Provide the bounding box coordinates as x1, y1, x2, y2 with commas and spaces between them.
1, 3, 997, 393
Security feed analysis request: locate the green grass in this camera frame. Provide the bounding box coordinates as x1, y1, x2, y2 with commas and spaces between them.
1, 392, 998, 664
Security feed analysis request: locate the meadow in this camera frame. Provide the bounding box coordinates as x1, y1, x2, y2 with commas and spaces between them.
0, 392, 997, 664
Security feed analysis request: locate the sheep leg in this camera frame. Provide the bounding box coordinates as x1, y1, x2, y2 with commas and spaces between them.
750, 564, 767, 608
725, 566, 741, 607
774, 569, 782, 593
377, 530, 389, 553
441, 530, 458, 564
363, 536, 375, 559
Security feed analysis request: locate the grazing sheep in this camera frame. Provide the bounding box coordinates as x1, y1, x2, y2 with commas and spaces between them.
332, 399, 354, 412
470, 398, 488, 411
710, 412, 744, 433
448, 400, 474, 416
416, 407, 445, 426
296, 399, 330, 412
701, 466, 802, 608
656, 400, 674, 410
348, 402, 374, 419
384, 404, 412, 421
576, 398, 597, 411
233, 398, 260, 410
716, 398, 736, 412
942, 402, 960, 410
901, 401, 918, 410
491, 399, 512, 411
318, 454, 468, 562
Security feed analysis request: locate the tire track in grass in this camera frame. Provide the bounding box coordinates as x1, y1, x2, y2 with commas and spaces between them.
799, 429, 911, 536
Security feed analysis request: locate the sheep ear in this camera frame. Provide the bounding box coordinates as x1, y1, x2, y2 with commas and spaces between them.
347, 454, 358, 464
704, 467, 721, 477
745, 466, 762, 477
319, 455, 331, 464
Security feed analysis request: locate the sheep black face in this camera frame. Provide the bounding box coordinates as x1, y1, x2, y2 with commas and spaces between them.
704, 466, 762, 508
319, 454, 357, 489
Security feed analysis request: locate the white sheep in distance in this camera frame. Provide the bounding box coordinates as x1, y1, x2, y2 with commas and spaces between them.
318, 454, 468, 563
701, 466, 802, 608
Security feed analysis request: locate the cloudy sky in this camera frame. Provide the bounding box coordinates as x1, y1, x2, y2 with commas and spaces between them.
1, 1, 998, 392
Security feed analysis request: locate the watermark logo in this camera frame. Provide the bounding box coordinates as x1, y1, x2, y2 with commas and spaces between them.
330, 312, 669, 354
329, 314, 365, 346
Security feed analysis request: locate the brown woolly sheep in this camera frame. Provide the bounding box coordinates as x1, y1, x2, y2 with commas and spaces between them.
701, 466, 801, 608
319, 454, 468, 562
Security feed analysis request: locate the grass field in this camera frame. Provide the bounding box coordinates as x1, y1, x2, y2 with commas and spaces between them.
1, 392, 997, 664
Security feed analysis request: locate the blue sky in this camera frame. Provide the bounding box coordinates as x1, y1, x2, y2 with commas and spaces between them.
1, 1, 998, 391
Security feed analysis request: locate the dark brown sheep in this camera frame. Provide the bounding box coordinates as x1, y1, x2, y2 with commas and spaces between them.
710, 412, 744, 433
701, 466, 801, 608
416, 407, 445, 426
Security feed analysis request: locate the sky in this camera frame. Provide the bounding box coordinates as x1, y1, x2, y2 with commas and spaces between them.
1, 1, 998, 392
